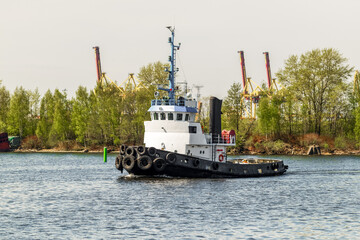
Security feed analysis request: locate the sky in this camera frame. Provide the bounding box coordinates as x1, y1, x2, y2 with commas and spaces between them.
1, 0, 360, 99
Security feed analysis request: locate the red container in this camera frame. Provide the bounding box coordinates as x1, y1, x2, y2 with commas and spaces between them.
0, 132, 10, 152
221, 130, 236, 143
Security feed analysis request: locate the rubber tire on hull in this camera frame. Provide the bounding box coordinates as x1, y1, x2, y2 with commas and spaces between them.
148, 147, 156, 157
137, 155, 152, 170
193, 159, 200, 167
115, 155, 123, 170
123, 155, 135, 171
120, 144, 127, 155
212, 162, 219, 170
153, 158, 166, 172
137, 145, 146, 155
125, 146, 135, 157
166, 153, 176, 164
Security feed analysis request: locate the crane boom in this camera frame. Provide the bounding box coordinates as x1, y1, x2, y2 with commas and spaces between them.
263, 52, 272, 89
93, 46, 102, 83
238, 51, 247, 94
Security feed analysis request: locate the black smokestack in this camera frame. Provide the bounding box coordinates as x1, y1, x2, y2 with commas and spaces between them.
209, 96, 222, 143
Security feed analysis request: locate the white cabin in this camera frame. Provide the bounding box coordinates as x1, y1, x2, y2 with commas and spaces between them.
144, 98, 235, 162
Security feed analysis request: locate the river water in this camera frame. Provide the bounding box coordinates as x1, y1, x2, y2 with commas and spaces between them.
0, 153, 359, 239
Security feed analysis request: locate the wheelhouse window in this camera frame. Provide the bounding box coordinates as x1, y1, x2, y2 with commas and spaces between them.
176, 113, 183, 121
168, 113, 174, 120
189, 126, 197, 133
185, 114, 190, 121
160, 112, 166, 120
154, 112, 159, 120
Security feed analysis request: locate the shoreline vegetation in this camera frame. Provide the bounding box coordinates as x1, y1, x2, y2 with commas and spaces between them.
11, 147, 360, 156
2, 48, 360, 156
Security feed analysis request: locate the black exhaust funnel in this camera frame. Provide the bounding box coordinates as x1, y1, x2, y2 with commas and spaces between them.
209, 96, 222, 143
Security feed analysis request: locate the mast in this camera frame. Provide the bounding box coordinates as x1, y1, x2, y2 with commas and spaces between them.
158, 26, 181, 100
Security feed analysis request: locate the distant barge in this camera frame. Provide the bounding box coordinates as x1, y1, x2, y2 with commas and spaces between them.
0, 132, 10, 152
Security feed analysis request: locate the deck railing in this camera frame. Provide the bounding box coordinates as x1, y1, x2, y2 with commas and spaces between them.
151, 98, 188, 107
205, 134, 236, 145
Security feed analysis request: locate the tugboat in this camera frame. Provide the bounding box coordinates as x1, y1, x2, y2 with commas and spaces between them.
115, 27, 288, 178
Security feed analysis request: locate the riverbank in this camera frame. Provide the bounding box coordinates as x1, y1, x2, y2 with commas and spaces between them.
9, 146, 360, 156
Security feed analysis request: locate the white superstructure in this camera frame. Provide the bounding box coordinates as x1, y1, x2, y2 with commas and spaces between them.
144, 98, 235, 162
143, 26, 235, 162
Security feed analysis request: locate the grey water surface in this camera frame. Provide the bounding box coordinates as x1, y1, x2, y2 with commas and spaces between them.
0, 153, 359, 239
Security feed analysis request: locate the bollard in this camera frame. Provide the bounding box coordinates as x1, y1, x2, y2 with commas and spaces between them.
104, 147, 107, 163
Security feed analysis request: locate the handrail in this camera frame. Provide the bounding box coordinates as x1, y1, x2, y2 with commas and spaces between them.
205, 134, 236, 145
151, 98, 193, 107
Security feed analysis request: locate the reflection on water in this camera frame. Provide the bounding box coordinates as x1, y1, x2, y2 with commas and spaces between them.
0, 153, 359, 239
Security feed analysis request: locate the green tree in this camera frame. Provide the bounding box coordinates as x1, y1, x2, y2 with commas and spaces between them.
354, 106, 360, 144
0, 82, 10, 132
36, 90, 55, 146
256, 94, 282, 138
27, 88, 40, 136
71, 86, 91, 146
48, 89, 72, 145
257, 97, 272, 138
88, 82, 123, 145
222, 82, 243, 132
277, 48, 353, 135
7, 86, 30, 138
137, 61, 169, 89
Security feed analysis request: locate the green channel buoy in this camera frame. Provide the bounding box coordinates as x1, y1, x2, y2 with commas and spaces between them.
104, 147, 107, 163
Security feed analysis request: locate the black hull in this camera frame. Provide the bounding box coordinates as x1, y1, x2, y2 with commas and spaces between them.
116, 146, 287, 178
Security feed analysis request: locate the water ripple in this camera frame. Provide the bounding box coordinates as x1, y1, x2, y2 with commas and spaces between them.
0, 153, 359, 239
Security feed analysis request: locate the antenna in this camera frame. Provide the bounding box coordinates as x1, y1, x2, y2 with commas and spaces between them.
177, 81, 188, 96
157, 26, 181, 100
193, 85, 204, 100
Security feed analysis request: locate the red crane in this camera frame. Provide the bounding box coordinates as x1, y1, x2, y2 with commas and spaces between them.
263, 52, 272, 89
93, 46, 102, 83
238, 51, 248, 94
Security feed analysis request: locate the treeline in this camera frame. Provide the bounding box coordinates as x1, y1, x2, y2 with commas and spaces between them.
0, 62, 168, 149
1, 48, 359, 152
221, 48, 360, 152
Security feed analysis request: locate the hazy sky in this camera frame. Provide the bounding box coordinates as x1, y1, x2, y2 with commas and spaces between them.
1, 0, 360, 99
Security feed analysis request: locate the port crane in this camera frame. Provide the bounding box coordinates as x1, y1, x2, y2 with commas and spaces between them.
238, 51, 282, 119
263, 52, 280, 93
238, 51, 263, 119
93, 46, 144, 97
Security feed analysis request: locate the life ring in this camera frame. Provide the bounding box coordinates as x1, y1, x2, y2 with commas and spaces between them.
137, 155, 152, 170
218, 154, 224, 162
